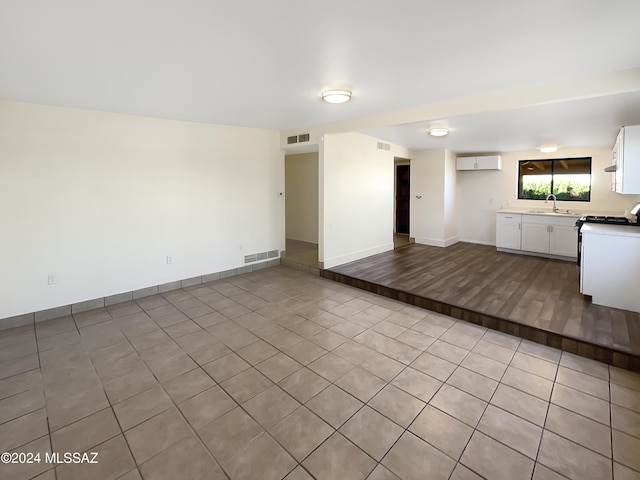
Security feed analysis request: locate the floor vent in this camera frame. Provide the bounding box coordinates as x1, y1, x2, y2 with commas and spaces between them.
377, 141, 391, 151
245, 250, 280, 264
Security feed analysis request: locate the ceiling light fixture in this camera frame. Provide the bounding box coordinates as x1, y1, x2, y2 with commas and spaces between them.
321, 89, 352, 104
428, 127, 449, 137
538, 144, 559, 153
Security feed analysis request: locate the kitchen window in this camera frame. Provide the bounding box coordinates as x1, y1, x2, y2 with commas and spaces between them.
518, 157, 592, 201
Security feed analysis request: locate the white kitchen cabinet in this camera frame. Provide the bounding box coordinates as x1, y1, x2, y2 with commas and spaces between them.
581, 224, 640, 312
521, 215, 578, 257
609, 125, 640, 194
456, 155, 501, 171
496, 213, 521, 250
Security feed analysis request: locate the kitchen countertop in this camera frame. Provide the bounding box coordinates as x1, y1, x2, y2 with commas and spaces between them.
581, 223, 640, 237
496, 208, 585, 218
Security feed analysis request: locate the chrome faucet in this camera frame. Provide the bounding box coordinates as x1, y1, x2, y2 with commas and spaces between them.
545, 194, 559, 213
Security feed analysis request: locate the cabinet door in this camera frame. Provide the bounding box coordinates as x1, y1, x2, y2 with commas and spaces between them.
456, 157, 477, 170
521, 223, 549, 253
496, 215, 521, 249
549, 224, 578, 258
475, 155, 502, 170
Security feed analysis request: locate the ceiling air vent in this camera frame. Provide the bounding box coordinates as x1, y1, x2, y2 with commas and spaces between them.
298, 133, 310, 143
377, 142, 391, 151
287, 135, 298, 145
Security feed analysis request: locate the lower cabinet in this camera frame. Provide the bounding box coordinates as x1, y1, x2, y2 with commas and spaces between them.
496, 214, 522, 250
497, 213, 578, 259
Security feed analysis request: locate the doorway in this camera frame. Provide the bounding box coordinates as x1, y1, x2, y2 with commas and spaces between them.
394, 160, 411, 248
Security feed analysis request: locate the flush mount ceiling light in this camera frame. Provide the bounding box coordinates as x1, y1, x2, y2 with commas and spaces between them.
428, 127, 450, 137
321, 89, 352, 104
538, 144, 559, 153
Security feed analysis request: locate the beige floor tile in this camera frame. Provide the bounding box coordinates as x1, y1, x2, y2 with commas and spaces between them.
0, 407, 48, 452
556, 366, 610, 401
410, 351, 457, 382
371, 321, 407, 338
281, 340, 327, 366
0, 369, 41, 401
410, 318, 449, 338
309, 329, 348, 350
490, 384, 549, 427
198, 407, 263, 462
306, 384, 363, 428
333, 340, 376, 365
265, 329, 305, 349
161, 367, 215, 404
532, 464, 567, 480
545, 404, 611, 457
139, 436, 226, 480
450, 464, 484, 480
471, 339, 516, 364
439, 329, 481, 350
459, 352, 508, 381
221, 367, 273, 403
0, 353, 40, 380
222, 432, 297, 480
382, 431, 456, 480
461, 431, 534, 480
551, 383, 610, 426
613, 430, 640, 472
359, 352, 405, 381
612, 404, 640, 438
255, 352, 303, 382
236, 339, 279, 365
614, 462, 640, 480
537, 430, 612, 480
278, 367, 330, 403
511, 351, 558, 381
0, 435, 51, 480
369, 384, 425, 428
426, 339, 469, 364
203, 352, 251, 382
429, 384, 486, 428
501, 366, 554, 401
307, 352, 355, 382
124, 407, 192, 464
284, 466, 315, 480
367, 464, 402, 480
56, 435, 135, 480
113, 385, 173, 431
52, 407, 120, 453
446, 366, 498, 401
478, 404, 542, 459
611, 383, 640, 413
100, 358, 158, 404
335, 366, 387, 402
610, 367, 640, 391
517, 340, 561, 364
396, 329, 435, 350
46, 383, 110, 431
242, 385, 300, 428
391, 367, 442, 402
409, 405, 473, 460
178, 385, 236, 430
339, 406, 403, 460
271, 406, 334, 461
481, 330, 522, 350
303, 432, 376, 480
560, 352, 609, 381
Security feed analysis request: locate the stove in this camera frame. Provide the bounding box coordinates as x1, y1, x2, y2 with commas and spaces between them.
575, 215, 640, 269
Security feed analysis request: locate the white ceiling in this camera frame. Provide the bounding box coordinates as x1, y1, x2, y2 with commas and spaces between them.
1, 0, 640, 152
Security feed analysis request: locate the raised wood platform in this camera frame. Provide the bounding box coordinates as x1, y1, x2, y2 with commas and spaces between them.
323, 242, 640, 372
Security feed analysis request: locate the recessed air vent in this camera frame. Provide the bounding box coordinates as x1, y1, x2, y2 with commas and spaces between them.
377, 142, 391, 151
244, 250, 280, 264
298, 133, 310, 143
287, 135, 298, 145
287, 133, 310, 145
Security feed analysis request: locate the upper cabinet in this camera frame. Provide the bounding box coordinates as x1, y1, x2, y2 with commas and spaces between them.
456, 155, 502, 171
609, 125, 640, 194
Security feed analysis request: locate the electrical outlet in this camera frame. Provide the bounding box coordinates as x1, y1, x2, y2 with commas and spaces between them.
166, 256, 173, 265
47, 275, 56, 285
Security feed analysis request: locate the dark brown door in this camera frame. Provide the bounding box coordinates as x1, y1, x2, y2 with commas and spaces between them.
396, 165, 410, 234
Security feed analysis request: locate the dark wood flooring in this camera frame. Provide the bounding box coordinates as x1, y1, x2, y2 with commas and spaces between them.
324, 242, 640, 371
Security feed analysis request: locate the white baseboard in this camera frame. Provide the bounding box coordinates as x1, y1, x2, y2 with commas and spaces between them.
323, 243, 394, 269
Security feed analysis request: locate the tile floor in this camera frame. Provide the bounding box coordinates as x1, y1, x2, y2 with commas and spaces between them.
1, 266, 640, 480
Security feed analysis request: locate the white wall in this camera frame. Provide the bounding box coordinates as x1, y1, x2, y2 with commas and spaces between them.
321, 133, 403, 269
457, 147, 640, 245
0, 101, 284, 319
285, 153, 318, 243
410, 148, 459, 247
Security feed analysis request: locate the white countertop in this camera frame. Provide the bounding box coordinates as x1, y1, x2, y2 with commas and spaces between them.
496, 208, 584, 218
581, 223, 640, 238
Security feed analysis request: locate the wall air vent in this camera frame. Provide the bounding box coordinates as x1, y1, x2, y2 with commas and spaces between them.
244, 250, 280, 264
377, 142, 391, 151
287, 135, 298, 145
298, 133, 310, 143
